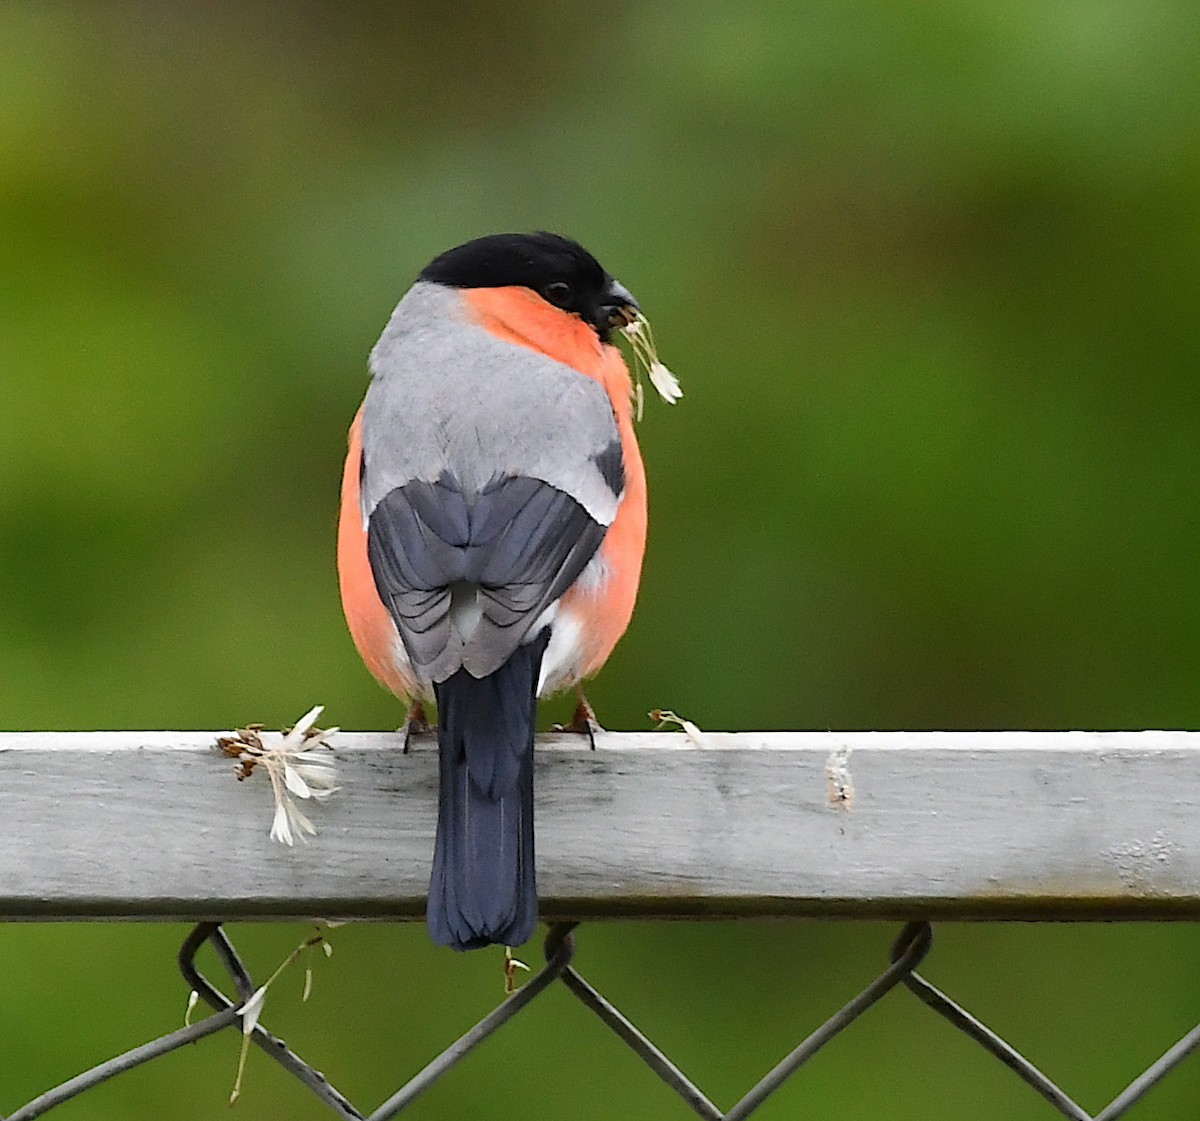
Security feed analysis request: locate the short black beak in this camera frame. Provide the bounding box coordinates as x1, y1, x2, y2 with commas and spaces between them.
598, 280, 640, 330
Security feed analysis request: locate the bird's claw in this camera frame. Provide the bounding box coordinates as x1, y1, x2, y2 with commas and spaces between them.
400, 701, 434, 754
552, 695, 604, 750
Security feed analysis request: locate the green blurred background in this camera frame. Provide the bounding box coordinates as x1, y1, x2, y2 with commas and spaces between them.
3, 1, 1200, 1116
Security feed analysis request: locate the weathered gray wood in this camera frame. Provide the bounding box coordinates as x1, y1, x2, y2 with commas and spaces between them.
1, 730, 1198, 921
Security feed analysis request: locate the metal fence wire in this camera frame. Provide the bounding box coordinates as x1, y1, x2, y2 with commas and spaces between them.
5, 920, 1200, 1120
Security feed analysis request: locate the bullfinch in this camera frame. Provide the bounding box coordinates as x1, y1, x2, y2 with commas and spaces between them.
337, 233, 648, 950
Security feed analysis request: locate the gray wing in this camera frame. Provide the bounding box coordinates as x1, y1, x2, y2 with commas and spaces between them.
366, 471, 610, 681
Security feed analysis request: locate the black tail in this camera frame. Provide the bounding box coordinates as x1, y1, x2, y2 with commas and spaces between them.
427, 631, 548, 950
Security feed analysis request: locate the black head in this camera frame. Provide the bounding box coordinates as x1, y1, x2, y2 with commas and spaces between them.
418, 232, 639, 341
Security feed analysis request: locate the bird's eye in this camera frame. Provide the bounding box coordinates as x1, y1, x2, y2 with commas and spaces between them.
542, 281, 573, 308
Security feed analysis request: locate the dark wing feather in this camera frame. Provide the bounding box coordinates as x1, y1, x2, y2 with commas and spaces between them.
366, 471, 608, 682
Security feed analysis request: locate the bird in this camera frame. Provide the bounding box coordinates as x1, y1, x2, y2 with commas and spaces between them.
337, 232, 648, 950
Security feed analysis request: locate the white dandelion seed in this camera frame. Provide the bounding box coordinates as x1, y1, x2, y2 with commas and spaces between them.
238, 984, 269, 1036
648, 361, 683, 404
222, 925, 339, 1104
219, 705, 341, 846
620, 312, 683, 412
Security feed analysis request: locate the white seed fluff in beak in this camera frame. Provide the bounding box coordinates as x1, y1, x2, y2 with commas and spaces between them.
620, 311, 683, 416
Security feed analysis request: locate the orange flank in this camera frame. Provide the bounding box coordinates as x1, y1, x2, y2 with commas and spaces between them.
337, 407, 422, 699
558, 443, 646, 680
463, 286, 648, 682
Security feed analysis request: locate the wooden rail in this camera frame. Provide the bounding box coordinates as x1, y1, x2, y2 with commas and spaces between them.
1, 730, 1198, 921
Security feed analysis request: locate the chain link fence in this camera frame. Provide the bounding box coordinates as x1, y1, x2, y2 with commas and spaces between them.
6, 731, 1200, 1117
6, 919, 1200, 1120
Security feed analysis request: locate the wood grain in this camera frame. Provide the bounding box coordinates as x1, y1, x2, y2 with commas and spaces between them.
1, 730, 1197, 921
